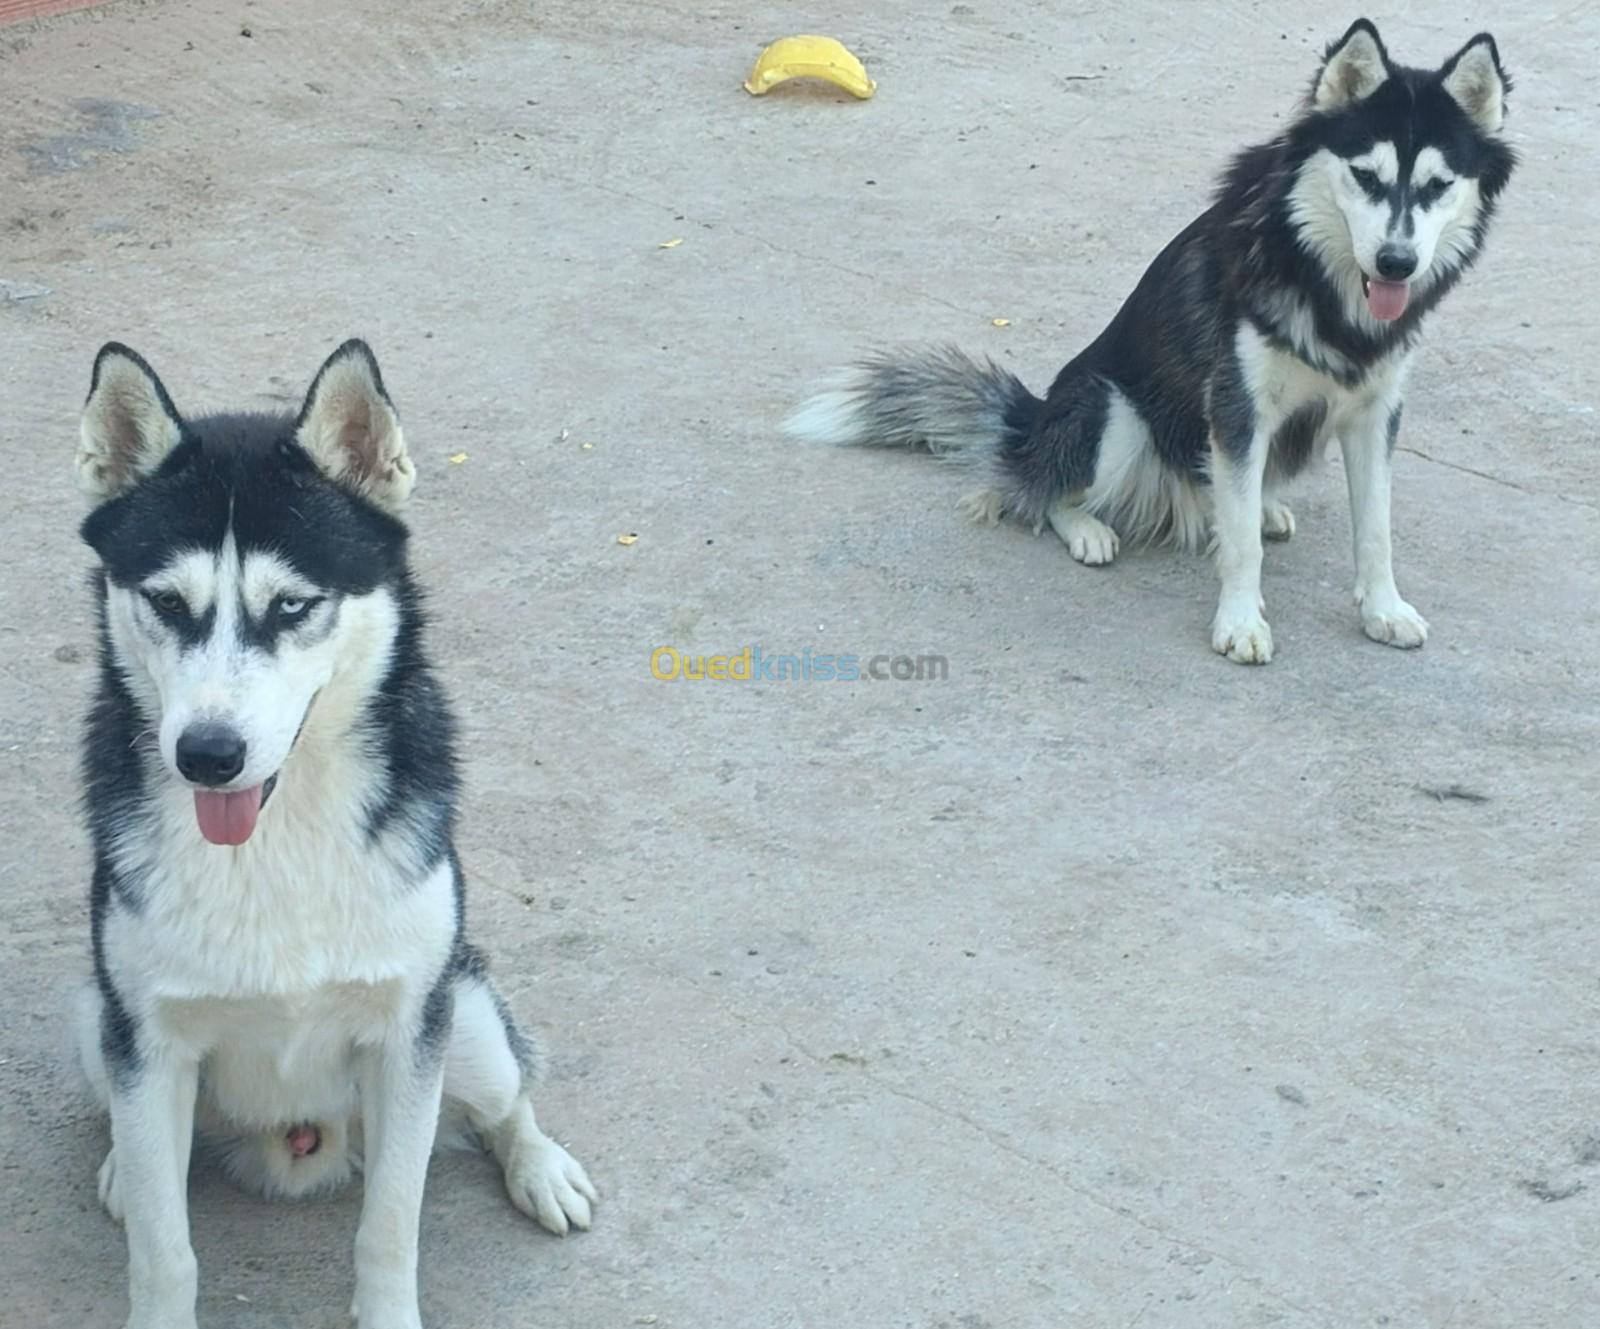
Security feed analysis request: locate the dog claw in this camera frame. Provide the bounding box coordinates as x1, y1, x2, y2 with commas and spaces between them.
1212, 611, 1275, 664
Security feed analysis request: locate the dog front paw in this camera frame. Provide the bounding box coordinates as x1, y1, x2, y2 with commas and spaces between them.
1211, 606, 1274, 664
124, 1273, 199, 1329
348, 1295, 423, 1329
1357, 588, 1428, 649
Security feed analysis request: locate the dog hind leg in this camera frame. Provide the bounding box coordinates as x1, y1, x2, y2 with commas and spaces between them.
442, 969, 596, 1236
1046, 498, 1120, 565
1261, 491, 1297, 541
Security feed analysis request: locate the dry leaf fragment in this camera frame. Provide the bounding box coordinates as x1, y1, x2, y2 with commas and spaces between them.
658, 238, 683, 249
448, 452, 468, 463
617, 533, 639, 546
990, 317, 1011, 327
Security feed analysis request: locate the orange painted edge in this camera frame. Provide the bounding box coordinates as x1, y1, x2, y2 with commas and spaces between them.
0, 0, 113, 25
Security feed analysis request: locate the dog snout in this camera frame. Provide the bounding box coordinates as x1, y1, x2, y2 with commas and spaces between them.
175, 722, 248, 786
1374, 243, 1417, 280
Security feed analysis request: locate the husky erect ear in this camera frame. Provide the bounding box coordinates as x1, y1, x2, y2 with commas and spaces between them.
1314, 19, 1390, 110
1441, 33, 1508, 133
76, 343, 184, 503
295, 339, 414, 512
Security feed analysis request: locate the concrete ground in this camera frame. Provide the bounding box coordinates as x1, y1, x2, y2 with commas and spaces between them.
1, 2, 1596, 1325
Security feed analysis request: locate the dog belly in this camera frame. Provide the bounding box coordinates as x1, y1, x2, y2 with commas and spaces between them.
202, 1042, 359, 1129
167, 981, 402, 1129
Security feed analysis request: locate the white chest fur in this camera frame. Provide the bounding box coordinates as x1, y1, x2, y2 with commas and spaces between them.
1236, 321, 1408, 441
103, 750, 457, 1057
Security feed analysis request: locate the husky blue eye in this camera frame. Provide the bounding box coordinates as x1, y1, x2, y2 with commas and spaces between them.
275, 595, 321, 623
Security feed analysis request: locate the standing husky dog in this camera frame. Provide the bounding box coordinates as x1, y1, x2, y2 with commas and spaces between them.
73, 340, 596, 1329
787, 20, 1516, 663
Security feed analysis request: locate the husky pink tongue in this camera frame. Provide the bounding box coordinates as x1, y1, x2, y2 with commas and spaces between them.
1367, 279, 1410, 321
194, 785, 264, 846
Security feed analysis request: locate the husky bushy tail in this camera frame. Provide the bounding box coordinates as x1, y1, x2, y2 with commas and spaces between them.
784, 344, 1207, 555
783, 346, 1042, 522
784, 345, 1034, 459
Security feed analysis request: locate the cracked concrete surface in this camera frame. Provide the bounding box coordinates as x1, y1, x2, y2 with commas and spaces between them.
1, 2, 1596, 1326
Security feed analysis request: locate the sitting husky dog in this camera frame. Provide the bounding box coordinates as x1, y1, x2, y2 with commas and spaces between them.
787, 20, 1516, 663
73, 340, 595, 1329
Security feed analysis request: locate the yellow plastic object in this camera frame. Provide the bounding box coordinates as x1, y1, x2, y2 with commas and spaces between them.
743, 35, 876, 100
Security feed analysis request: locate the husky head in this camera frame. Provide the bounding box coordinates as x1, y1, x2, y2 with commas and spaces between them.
1286, 19, 1515, 327
78, 340, 414, 847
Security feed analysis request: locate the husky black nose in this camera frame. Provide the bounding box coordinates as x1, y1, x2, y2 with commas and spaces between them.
175, 723, 247, 786
1375, 244, 1417, 280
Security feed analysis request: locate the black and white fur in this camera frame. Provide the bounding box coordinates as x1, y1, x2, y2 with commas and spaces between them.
786, 21, 1516, 663
73, 340, 595, 1329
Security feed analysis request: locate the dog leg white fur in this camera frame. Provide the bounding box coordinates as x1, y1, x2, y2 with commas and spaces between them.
109, 1054, 202, 1329
1046, 498, 1120, 566
1210, 430, 1274, 664
1341, 407, 1427, 648
445, 980, 595, 1236
349, 1043, 445, 1329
